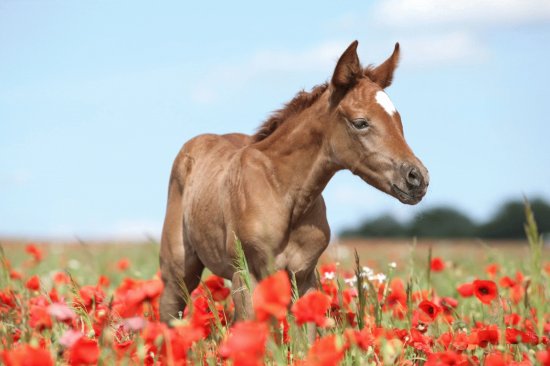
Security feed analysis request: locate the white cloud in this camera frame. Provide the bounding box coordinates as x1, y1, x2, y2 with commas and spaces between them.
374, 0, 550, 28
398, 31, 489, 67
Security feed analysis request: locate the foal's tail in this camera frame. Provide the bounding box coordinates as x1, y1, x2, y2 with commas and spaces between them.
159, 152, 191, 267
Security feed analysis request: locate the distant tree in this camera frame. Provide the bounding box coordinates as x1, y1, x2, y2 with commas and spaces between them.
340, 214, 407, 238
477, 198, 550, 239
338, 198, 550, 240
408, 206, 477, 238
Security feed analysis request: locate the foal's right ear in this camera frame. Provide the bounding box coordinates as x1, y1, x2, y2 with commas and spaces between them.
331, 40, 361, 90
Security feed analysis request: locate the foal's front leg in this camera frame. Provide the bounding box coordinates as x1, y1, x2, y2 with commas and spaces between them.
296, 270, 320, 343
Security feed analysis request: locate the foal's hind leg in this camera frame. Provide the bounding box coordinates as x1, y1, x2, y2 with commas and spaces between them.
231, 272, 257, 321
159, 246, 204, 324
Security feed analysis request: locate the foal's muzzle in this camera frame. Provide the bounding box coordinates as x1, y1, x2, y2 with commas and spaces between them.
392, 162, 429, 204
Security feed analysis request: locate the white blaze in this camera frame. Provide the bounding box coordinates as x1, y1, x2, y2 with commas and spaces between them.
375, 91, 397, 116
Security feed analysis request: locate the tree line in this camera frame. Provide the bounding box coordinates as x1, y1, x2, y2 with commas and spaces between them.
340, 198, 550, 239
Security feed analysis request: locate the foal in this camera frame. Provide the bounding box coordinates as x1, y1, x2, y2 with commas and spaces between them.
159, 40, 429, 323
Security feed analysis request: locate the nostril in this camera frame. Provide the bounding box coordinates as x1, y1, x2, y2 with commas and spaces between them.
407, 167, 421, 187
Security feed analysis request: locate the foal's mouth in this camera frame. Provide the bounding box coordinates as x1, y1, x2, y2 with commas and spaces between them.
391, 184, 423, 204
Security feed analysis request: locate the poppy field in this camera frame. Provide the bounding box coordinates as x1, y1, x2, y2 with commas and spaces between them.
1, 209, 550, 365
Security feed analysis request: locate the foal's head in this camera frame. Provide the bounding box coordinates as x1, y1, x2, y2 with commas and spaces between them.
327, 41, 429, 204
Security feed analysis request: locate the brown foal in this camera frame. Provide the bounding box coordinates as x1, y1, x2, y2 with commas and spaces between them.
159, 40, 429, 323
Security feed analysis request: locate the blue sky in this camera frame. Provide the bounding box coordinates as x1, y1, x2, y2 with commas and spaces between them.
1, 1, 549, 240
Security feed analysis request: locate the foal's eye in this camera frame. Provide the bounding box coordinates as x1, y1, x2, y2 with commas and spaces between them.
351, 118, 369, 130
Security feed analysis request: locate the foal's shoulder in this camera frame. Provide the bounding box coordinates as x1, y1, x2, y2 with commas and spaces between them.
220, 133, 251, 147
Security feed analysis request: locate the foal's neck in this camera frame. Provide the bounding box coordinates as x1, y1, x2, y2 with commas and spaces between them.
253, 93, 337, 221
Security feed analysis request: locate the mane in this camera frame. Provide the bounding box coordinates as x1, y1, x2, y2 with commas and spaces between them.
252, 83, 329, 143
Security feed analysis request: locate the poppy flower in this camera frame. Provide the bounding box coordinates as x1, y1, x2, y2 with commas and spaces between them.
425, 350, 469, 366
456, 282, 474, 297
29, 305, 53, 331
484, 351, 509, 366
204, 275, 230, 301
168, 324, 206, 362
68, 337, 100, 365
485, 263, 500, 278
430, 257, 445, 272
252, 270, 291, 321
53, 271, 71, 285
291, 290, 331, 327
475, 325, 499, 347
25, 275, 40, 291
437, 331, 468, 352
77, 285, 105, 310
346, 327, 375, 351
9, 270, 22, 280
1, 344, 53, 366
25, 244, 43, 262
219, 321, 269, 366
506, 328, 539, 345
418, 300, 441, 323
499, 276, 516, 288
116, 258, 130, 271
537, 349, 550, 366
473, 280, 498, 304
97, 275, 110, 288
305, 334, 347, 366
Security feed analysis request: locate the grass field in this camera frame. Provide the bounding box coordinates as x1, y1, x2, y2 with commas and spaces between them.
1, 228, 549, 365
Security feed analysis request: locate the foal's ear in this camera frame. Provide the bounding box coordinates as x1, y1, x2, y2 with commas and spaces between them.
331, 40, 361, 89
365, 42, 400, 89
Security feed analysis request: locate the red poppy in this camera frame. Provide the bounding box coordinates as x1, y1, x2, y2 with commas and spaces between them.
510, 283, 525, 304
168, 324, 206, 362
499, 276, 516, 288
305, 334, 347, 366
437, 331, 469, 352
77, 285, 105, 310
537, 349, 550, 366
10, 270, 22, 280
1, 344, 53, 366
25, 275, 40, 291
430, 257, 445, 272
385, 278, 407, 308
418, 300, 441, 323
484, 351, 508, 366
425, 350, 469, 366
29, 304, 53, 331
116, 258, 130, 271
346, 327, 375, 351
485, 263, 500, 278
474, 325, 499, 347
252, 270, 291, 321
291, 290, 331, 327
25, 244, 43, 262
473, 280, 498, 304
190, 295, 216, 336
505, 328, 539, 345
456, 282, 474, 297
53, 271, 71, 285
204, 275, 230, 301
97, 275, 110, 288
68, 337, 99, 365
219, 321, 269, 366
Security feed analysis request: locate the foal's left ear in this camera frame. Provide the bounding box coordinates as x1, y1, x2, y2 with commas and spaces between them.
331, 40, 362, 89
366, 42, 400, 89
